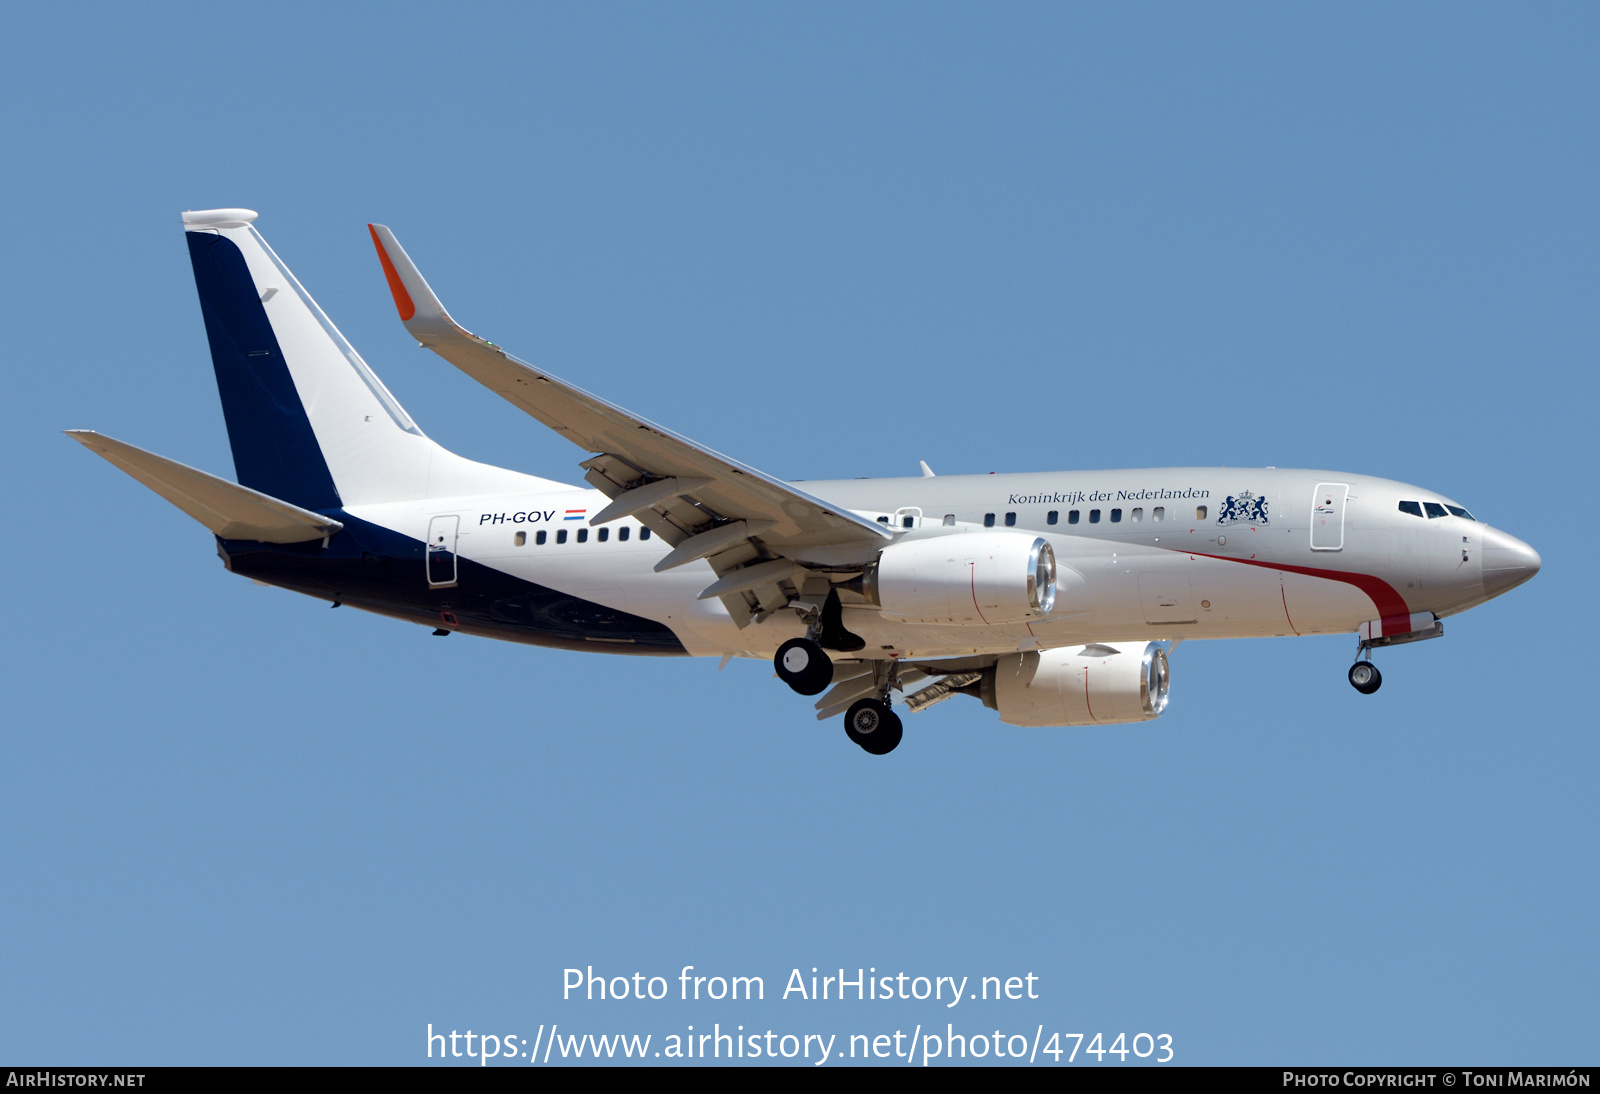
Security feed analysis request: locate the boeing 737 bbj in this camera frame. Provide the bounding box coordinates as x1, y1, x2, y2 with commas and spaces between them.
69, 209, 1542, 754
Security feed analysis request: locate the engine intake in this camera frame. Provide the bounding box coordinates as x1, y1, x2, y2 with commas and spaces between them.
876, 533, 1057, 625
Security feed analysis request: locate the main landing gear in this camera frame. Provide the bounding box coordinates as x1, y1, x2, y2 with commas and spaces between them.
775, 637, 832, 695
775, 638, 907, 753
773, 588, 902, 753
774, 589, 865, 696
844, 698, 903, 755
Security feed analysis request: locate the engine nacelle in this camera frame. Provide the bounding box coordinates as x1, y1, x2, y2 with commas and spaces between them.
876, 533, 1056, 625
990, 641, 1169, 727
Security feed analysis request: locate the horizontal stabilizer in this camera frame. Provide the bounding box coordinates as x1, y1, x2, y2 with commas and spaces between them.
66, 431, 343, 543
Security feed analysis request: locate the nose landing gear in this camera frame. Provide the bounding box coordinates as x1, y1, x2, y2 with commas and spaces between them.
1348, 629, 1389, 695
1348, 660, 1383, 694
1345, 614, 1443, 694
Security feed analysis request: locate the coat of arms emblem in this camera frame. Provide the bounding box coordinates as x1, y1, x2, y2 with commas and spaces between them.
1217, 490, 1269, 526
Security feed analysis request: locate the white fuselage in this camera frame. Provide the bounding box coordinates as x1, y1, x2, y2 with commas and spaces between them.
347, 466, 1513, 660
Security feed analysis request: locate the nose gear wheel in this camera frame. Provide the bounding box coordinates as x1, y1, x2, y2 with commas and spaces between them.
1348, 661, 1382, 694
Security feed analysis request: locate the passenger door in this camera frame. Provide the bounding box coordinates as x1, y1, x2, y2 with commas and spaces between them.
426, 514, 460, 588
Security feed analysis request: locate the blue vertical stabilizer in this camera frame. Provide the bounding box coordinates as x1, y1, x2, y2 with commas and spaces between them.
185, 230, 341, 510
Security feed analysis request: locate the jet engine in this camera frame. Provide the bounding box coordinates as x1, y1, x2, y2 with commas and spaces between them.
933, 641, 1170, 727
875, 533, 1057, 625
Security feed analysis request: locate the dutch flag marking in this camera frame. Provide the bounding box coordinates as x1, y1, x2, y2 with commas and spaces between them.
564, 509, 586, 521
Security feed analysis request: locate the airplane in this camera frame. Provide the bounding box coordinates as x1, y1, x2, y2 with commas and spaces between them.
68, 209, 1542, 755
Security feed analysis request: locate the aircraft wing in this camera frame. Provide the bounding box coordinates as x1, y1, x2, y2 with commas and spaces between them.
367, 224, 891, 622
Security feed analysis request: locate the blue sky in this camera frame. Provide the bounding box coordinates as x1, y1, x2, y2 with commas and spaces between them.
1, 2, 1594, 1065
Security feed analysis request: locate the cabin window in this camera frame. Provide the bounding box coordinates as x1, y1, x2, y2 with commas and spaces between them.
1004, 512, 1016, 527
984, 513, 996, 527
576, 528, 589, 543
1398, 501, 1423, 517
514, 531, 526, 546
1110, 508, 1123, 522
536, 530, 547, 545
1089, 509, 1101, 524
1446, 505, 1476, 521
597, 527, 609, 542
1047, 511, 1058, 525
1195, 506, 1207, 520
1068, 510, 1080, 524
556, 529, 567, 544
877, 515, 890, 524
1131, 507, 1143, 522
639, 526, 651, 541
943, 514, 955, 526
1423, 502, 1448, 519
1153, 506, 1165, 521
619, 526, 630, 541
902, 515, 914, 528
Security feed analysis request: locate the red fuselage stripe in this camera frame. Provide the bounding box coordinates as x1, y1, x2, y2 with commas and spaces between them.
1188, 551, 1412, 636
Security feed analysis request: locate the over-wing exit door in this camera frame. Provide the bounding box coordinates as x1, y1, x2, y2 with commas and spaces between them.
1310, 483, 1348, 551
427, 514, 460, 588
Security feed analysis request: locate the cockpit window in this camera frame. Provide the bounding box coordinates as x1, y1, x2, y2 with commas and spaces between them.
1398, 501, 1423, 517
1423, 502, 1448, 519
1446, 505, 1476, 521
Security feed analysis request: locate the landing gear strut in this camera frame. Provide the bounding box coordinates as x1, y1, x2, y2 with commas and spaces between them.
1348, 629, 1385, 695
1348, 660, 1382, 694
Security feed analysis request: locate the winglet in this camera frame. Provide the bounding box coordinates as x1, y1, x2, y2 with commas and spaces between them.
367, 224, 460, 343
369, 225, 415, 320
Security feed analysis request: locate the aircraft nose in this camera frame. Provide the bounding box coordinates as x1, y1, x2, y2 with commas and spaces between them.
1479, 526, 1541, 598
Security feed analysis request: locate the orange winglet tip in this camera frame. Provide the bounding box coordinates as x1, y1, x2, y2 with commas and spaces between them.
369, 224, 416, 322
